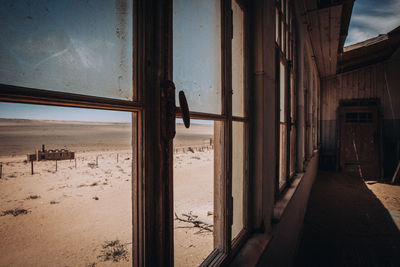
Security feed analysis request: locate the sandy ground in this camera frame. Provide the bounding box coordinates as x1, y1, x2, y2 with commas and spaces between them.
174, 149, 214, 267
0, 119, 214, 267
0, 151, 133, 267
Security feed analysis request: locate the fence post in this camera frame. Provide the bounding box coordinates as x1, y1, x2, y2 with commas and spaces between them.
31, 160, 34, 175
0, 162, 2, 179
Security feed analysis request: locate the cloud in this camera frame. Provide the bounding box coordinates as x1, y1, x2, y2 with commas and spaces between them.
345, 0, 400, 46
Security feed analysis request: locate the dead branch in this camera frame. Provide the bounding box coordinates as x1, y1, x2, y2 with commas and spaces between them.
174, 212, 213, 232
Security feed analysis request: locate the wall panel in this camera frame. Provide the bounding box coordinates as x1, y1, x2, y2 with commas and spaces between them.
320, 52, 400, 176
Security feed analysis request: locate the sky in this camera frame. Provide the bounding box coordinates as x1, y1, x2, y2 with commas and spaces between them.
0, 102, 211, 125
0, 102, 132, 123
345, 0, 400, 46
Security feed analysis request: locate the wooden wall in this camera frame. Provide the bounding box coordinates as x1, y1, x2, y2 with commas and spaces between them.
320, 48, 400, 177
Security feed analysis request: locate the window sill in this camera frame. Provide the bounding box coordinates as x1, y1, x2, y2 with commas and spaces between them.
272, 172, 305, 223
229, 232, 273, 267
273, 149, 318, 223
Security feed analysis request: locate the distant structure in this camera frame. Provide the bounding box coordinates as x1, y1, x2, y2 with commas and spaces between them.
27, 145, 75, 161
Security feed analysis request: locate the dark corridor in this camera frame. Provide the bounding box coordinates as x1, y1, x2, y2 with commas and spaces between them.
296, 172, 400, 267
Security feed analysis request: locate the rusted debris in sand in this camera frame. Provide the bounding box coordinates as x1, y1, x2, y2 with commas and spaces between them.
27, 144, 75, 162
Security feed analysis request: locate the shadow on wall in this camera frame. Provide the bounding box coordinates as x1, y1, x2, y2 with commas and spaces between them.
296, 171, 400, 267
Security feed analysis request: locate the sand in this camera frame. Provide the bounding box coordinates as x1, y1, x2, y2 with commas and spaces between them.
366, 181, 400, 229
0, 119, 214, 267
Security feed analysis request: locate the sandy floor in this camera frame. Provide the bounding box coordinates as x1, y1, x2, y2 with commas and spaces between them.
0, 119, 214, 267
296, 171, 400, 267
366, 180, 400, 229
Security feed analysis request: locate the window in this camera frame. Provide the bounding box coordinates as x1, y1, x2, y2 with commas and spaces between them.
303, 51, 311, 160
276, 0, 296, 193
231, 0, 248, 245
0, 1, 141, 266
172, 0, 249, 264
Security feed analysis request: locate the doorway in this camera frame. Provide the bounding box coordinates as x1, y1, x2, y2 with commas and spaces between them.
339, 101, 381, 179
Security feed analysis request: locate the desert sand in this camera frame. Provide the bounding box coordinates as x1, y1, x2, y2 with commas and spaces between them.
0, 119, 214, 267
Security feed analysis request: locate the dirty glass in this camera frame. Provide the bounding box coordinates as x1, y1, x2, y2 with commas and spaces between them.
232, 0, 245, 117
276, 8, 280, 44
282, 20, 286, 53
173, 0, 222, 114
279, 124, 287, 187
173, 119, 215, 266
0, 0, 133, 100
232, 121, 244, 240
279, 61, 287, 187
289, 73, 296, 176
280, 61, 286, 123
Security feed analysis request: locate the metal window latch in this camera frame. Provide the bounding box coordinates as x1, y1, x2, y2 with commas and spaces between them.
161, 80, 190, 141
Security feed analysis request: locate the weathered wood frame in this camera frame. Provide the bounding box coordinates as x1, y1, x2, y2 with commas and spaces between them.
230, 0, 251, 257
275, 0, 298, 197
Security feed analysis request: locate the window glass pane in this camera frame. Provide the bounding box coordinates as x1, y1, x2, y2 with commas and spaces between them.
173, 0, 222, 114
286, 0, 289, 24
290, 73, 295, 119
279, 123, 287, 187
290, 125, 296, 176
286, 29, 289, 58
276, 8, 280, 44
281, 21, 285, 52
232, 0, 245, 117
280, 62, 286, 122
289, 73, 295, 176
0, 1, 133, 100
0, 102, 133, 266
232, 121, 244, 240
174, 119, 217, 266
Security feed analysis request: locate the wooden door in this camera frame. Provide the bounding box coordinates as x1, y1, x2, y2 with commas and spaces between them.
340, 106, 380, 179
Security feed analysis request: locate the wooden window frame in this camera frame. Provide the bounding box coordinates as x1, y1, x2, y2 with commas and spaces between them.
0, 2, 144, 265
174, 0, 251, 265
230, 0, 250, 256
275, 0, 297, 197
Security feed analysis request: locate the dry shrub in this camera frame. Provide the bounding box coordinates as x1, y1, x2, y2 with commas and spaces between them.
26, 195, 40, 200
88, 163, 97, 169
98, 240, 128, 262
1, 208, 30, 216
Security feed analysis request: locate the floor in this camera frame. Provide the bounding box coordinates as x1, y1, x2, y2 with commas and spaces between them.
296, 171, 400, 267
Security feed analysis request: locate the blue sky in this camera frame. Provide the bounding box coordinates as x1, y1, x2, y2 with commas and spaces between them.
345, 0, 400, 46
0, 102, 132, 122
0, 102, 211, 124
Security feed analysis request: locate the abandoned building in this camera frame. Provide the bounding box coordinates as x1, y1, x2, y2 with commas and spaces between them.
0, 0, 399, 266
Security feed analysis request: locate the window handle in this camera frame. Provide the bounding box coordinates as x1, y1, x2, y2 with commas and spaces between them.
161, 80, 190, 141
178, 90, 190, 128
